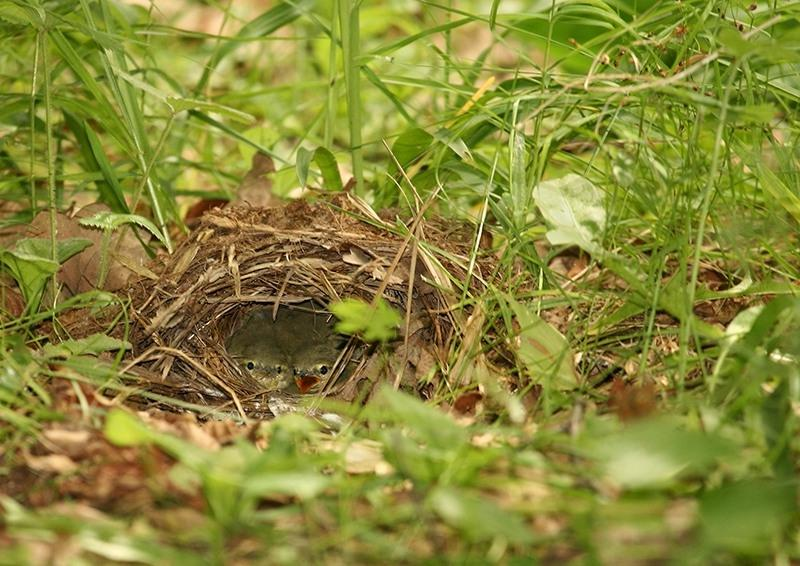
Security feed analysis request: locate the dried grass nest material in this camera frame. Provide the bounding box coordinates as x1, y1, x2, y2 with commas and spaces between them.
126, 196, 491, 418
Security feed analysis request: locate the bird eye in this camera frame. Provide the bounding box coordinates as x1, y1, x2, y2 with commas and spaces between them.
275, 365, 283, 374
319, 365, 328, 375
245, 361, 255, 371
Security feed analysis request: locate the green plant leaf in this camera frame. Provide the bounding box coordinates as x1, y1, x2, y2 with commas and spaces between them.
756, 165, 800, 225
166, 97, 254, 124
104, 409, 154, 447
428, 486, 533, 544
243, 471, 329, 500
390, 127, 434, 171
586, 417, 737, 488
533, 173, 606, 254
375, 386, 467, 449
701, 479, 797, 554
78, 211, 168, 248
41, 334, 130, 359
508, 296, 578, 390
296, 146, 343, 190
83, 122, 132, 214
0, 238, 93, 314
330, 297, 401, 342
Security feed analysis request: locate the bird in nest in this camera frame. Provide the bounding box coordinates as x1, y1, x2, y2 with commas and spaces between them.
225, 301, 345, 396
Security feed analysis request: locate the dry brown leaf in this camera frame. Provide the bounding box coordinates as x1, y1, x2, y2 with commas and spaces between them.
41, 428, 92, 453
608, 377, 658, 421
453, 390, 483, 415
0, 274, 25, 318
342, 247, 371, 266
345, 440, 393, 475
24, 452, 78, 474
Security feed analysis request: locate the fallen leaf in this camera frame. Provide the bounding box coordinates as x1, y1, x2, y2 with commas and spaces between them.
345, 439, 393, 475
26, 204, 148, 296
342, 246, 371, 266
608, 377, 658, 421
453, 391, 483, 415
24, 453, 78, 474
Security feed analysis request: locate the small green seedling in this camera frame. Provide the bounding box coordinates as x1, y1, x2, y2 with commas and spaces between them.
329, 297, 401, 343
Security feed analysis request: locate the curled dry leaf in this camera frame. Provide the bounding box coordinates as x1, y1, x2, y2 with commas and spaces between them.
342, 246, 371, 266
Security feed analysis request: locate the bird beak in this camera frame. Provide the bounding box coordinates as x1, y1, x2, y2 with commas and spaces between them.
294, 375, 321, 394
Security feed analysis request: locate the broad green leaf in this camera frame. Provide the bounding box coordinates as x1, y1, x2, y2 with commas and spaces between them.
508, 296, 578, 390
0, 238, 92, 313
375, 386, 467, 449
41, 334, 130, 358
390, 127, 434, 171
701, 479, 797, 554
533, 174, 606, 254
243, 471, 329, 500
16, 237, 93, 265
296, 147, 343, 190
104, 409, 154, 447
586, 417, 736, 488
105, 409, 207, 470
330, 297, 401, 343
433, 128, 472, 162
428, 486, 533, 544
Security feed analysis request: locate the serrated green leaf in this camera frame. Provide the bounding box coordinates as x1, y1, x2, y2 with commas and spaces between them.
41, 334, 130, 358
330, 297, 401, 343
79, 211, 168, 248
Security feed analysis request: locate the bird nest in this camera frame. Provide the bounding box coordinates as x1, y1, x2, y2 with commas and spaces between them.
125, 196, 490, 419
